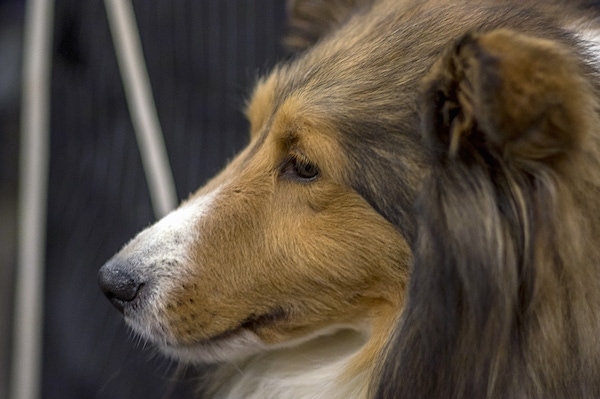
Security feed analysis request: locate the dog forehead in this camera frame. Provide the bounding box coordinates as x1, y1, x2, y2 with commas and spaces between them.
246, 76, 344, 152
249, 6, 457, 137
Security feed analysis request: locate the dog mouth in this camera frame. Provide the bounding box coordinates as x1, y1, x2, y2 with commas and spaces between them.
148, 307, 289, 363
192, 306, 288, 344
239, 306, 287, 332
116, 279, 290, 363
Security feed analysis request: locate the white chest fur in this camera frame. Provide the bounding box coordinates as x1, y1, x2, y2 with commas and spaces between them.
214, 330, 371, 399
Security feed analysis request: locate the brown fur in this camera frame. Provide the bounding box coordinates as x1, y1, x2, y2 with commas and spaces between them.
99, 1, 600, 397
377, 8, 600, 399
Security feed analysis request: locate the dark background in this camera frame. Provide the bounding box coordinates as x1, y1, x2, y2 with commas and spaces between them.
0, 1, 288, 398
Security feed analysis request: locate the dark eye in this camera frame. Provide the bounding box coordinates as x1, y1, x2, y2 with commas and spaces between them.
282, 156, 320, 181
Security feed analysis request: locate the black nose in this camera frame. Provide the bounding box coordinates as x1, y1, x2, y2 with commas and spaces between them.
98, 258, 144, 313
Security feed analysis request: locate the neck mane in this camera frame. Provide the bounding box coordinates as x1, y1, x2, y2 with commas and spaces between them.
208, 327, 382, 399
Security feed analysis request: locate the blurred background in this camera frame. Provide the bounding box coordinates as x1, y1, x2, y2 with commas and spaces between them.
0, 0, 288, 398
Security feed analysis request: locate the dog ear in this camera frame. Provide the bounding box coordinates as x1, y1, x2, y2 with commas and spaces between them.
285, 0, 375, 52
375, 30, 600, 399
421, 29, 594, 169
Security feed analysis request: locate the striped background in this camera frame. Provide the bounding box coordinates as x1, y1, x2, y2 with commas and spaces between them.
43, 1, 287, 397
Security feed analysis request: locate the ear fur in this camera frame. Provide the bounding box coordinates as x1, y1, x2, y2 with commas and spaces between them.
376, 30, 600, 398
421, 29, 594, 170
285, 0, 375, 52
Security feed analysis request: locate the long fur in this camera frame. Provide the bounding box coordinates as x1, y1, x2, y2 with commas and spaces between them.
98, 1, 600, 398
376, 25, 600, 399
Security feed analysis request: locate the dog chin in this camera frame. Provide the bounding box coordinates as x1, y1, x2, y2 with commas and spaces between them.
124, 314, 267, 364
133, 320, 370, 368
160, 329, 267, 364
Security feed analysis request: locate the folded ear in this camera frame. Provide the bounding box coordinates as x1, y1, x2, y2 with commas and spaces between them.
421, 29, 596, 169
285, 0, 374, 52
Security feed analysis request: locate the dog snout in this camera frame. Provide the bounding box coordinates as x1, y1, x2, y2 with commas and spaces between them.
98, 258, 144, 313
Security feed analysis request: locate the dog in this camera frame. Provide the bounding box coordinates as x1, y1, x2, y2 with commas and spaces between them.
98, 0, 600, 397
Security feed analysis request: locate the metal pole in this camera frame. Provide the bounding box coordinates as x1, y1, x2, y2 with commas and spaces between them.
11, 0, 54, 398
104, 0, 178, 218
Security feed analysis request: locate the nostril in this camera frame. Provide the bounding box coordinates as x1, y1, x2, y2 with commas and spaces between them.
98, 259, 144, 313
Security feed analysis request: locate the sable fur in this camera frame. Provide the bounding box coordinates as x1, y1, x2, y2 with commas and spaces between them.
98, 0, 600, 398
376, 15, 600, 399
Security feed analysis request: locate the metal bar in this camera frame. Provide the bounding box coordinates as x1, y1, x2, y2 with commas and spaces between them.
11, 0, 54, 398
104, 0, 178, 218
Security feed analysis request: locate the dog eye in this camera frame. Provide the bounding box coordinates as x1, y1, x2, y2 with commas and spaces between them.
282, 156, 319, 181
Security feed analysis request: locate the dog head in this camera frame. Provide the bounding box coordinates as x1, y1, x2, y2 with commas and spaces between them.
98, 0, 600, 381
98, 0, 425, 364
